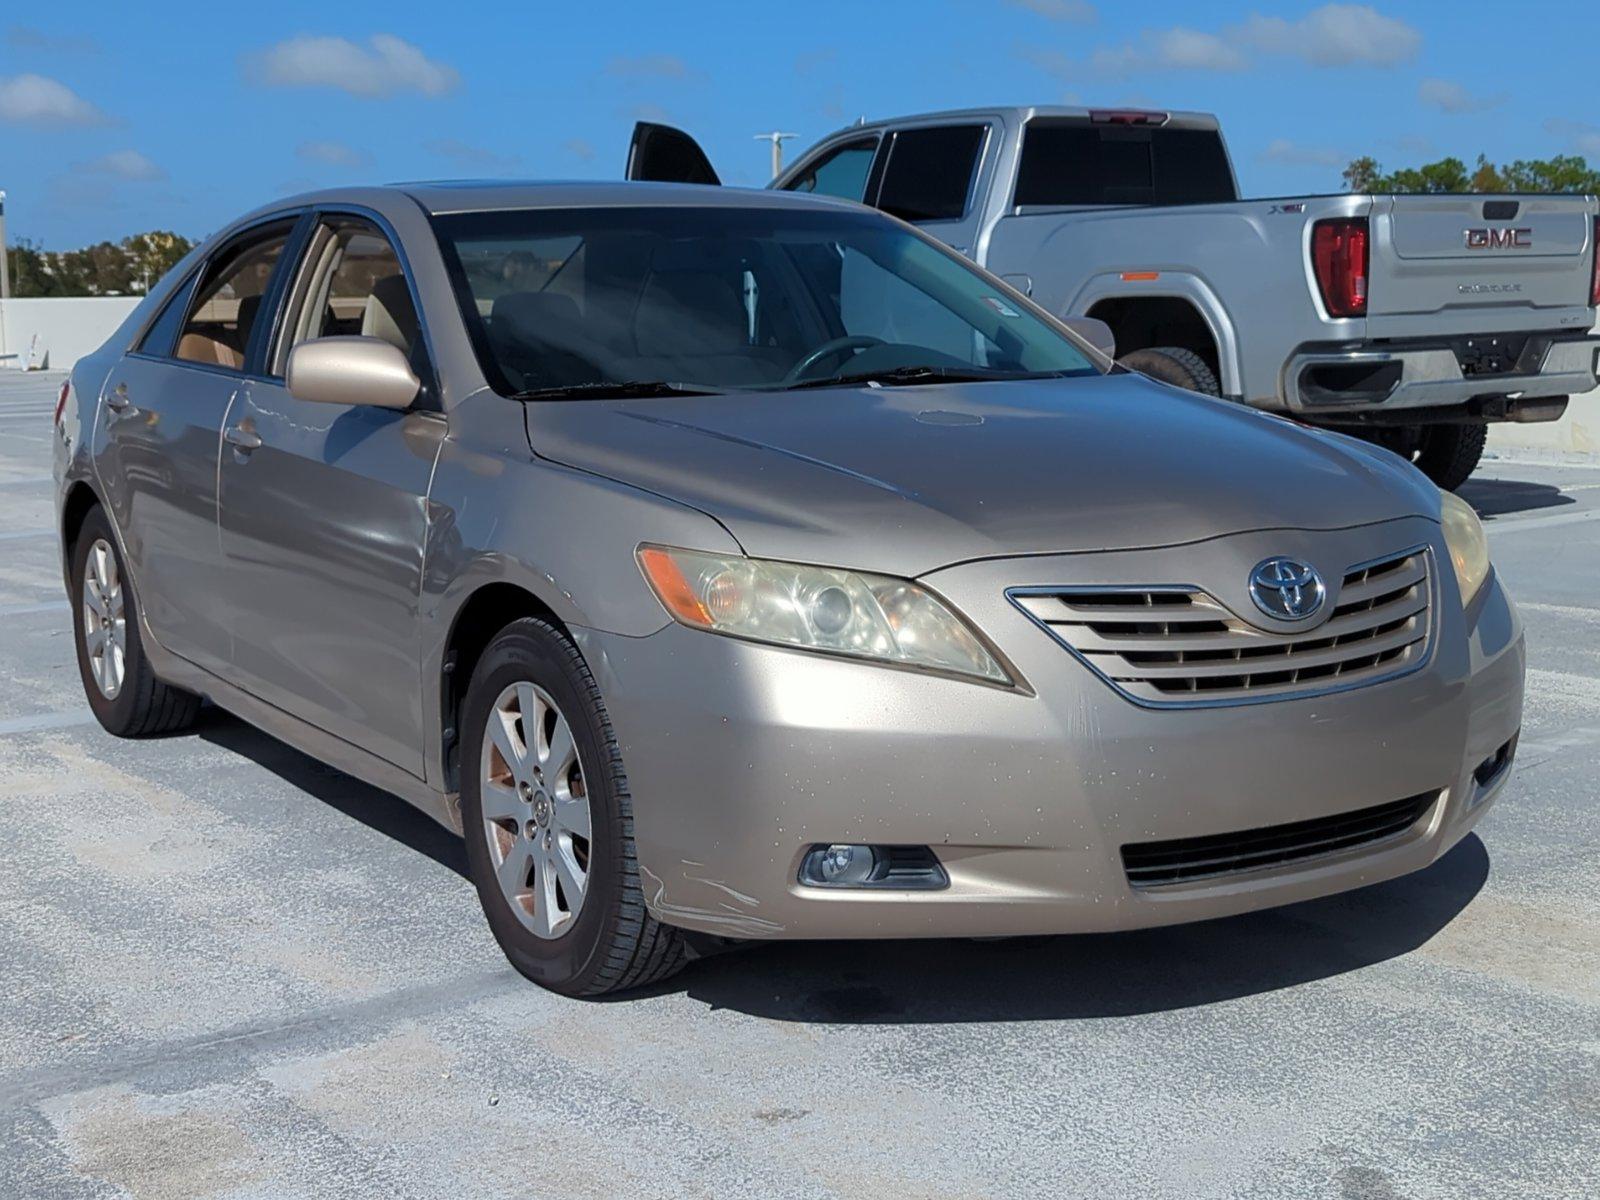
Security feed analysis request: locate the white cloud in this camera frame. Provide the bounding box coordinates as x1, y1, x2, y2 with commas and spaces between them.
73, 149, 165, 181
425, 138, 521, 170
1030, 27, 1245, 79
296, 139, 370, 167
7, 26, 99, 54
249, 34, 459, 98
1026, 4, 1419, 80
607, 54, 694, 80
565, 138, 596, 163
1005, 0, 1096, 22
1260, 139, 1345, 167
1242, 5, 1420, 67
0, 73, 109, 126
1418, 78, 1505, 115
1545, 118, 1600, 157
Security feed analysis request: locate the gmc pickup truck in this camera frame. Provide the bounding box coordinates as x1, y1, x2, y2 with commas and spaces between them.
629, 107, 1600, 488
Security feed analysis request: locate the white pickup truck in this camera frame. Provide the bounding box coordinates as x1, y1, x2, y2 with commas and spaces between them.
629, 107, 1600, 487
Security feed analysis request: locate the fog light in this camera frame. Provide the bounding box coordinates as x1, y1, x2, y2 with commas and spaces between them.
802, 843, 877, 886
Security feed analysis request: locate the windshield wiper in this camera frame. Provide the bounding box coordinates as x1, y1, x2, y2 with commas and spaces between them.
779, 365, 1071, 391
508, 380, 719, 401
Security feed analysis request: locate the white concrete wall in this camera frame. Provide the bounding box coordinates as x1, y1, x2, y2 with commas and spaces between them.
0, 297, 140, 371
1487, 375, 1599, 460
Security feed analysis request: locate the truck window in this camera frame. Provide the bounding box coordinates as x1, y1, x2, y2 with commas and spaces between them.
786, 137, 879, 202
876, 125, 987, 223
1013, 123, 1237, 207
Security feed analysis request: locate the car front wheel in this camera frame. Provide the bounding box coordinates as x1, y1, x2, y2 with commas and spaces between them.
459, 617, 686, 996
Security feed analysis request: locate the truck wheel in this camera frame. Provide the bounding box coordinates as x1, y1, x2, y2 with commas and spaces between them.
459, 617, 688, 996
1119, 347, 1222, 397
1414, 423, 1488, 491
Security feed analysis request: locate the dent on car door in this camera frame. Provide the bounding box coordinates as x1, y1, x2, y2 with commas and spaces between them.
96, 219, 297, 673
215, 214, 444, 776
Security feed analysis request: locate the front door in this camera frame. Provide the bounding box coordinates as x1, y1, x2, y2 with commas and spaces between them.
216, 214, 443, 775
96, 218, 297, 672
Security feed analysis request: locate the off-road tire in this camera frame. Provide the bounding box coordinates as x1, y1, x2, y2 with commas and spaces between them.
1414, 423, 1488, 491
70, 506, 201, 737
459, 617, 687, 996
1119, 346, 1222, 397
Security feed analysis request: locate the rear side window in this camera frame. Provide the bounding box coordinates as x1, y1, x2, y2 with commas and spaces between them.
876, 125, 987, 223
786, 137, 878, 202
1014, 123, 1237, 207
175, 221, 296, 371
136, 274, 198, 358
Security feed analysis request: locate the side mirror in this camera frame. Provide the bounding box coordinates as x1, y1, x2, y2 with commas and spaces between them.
286, 336, 421, 409
1061, 316, 1116, 360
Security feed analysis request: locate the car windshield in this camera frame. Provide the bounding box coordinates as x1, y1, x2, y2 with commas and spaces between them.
431, 204, 1101, 396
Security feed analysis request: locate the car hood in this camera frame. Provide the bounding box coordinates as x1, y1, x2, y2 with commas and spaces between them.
524, 373, 1440, 577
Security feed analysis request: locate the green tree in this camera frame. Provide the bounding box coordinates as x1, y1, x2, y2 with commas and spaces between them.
122, 231, 192, 293
1344, 152, 1600, 194
3, 230, 195, 297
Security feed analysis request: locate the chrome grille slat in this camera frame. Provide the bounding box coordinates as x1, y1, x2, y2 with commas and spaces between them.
1009, 547, 1434, 707
1094, 619, 1425, 680
1057, 589, 1427, 655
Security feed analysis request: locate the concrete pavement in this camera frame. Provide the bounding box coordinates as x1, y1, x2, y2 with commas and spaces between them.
1, 369, 1596, 1199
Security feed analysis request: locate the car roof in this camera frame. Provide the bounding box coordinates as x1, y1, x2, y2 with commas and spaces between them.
273, 180, 866, 218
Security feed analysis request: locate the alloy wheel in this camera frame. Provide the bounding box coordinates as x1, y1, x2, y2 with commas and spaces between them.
479, 681, 593, 939
81, 538, 127, 700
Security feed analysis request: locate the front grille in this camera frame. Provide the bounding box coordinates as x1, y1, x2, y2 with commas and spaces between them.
1121, 791, 1438, 888
1009, 547, 1432, 706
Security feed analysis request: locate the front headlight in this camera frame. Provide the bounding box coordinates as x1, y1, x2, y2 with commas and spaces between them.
1439, 489, 1491, 605
637, 544, 1011, 684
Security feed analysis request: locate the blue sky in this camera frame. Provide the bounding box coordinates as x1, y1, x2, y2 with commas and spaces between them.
2, 0, 1595, 249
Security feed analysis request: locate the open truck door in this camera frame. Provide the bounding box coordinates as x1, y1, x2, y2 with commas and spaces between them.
626, 122, 721, 185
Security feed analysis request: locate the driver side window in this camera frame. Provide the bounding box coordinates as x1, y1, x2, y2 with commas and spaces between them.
275, 218, 420, 378
785, 137, 879, 203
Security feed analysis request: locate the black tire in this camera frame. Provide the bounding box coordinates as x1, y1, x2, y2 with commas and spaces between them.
1119, 346, 1222, 397
1413, 423, 1488, 491
69, 506, 200, 737
459, 617, 686, 996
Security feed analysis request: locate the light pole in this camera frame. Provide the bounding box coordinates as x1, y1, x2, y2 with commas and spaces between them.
753, 132, 799, 181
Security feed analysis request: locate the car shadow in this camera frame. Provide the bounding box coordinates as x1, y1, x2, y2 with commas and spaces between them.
194, 707, 469, 879
1459, 476, 1574, 520
665, 835, 1488, 1023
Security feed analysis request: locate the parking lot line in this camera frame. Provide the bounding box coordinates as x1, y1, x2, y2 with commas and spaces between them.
1486, 509, 1600, 534
0, 710, 95, 735
0, 530, 53, 542
0, 601, 68, 618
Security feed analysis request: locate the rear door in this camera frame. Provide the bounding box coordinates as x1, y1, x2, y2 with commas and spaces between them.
215, 211, 445, 775
869, 123, 992, 255
96, 216, 298, 674
1367, 195, 1596, 325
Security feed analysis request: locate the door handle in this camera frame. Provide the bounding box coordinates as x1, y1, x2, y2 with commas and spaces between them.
106, 383, 132, 412
223, 425, 262, 452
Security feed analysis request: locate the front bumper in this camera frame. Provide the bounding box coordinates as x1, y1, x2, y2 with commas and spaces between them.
581, 517, 1524, 940
1281, 332, 1600, 416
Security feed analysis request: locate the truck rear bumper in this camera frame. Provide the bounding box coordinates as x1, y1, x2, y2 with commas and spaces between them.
1280, 332, 1600, 418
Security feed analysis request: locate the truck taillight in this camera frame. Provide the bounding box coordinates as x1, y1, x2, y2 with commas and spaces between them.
1591, 217, 1600, 307
1311, 217, 1369, 319
54, 380, 71, 428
